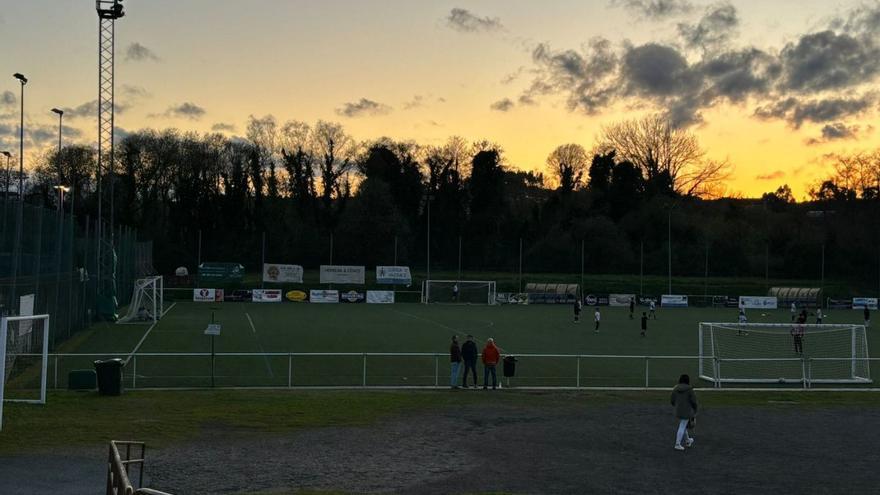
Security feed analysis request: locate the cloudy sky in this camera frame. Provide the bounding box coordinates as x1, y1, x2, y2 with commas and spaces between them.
2, 0, 879, 198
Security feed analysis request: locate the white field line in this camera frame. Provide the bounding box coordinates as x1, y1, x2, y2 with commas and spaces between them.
245, 312, 275, 378
391, 308, 503, 351
125, 302, 177, 365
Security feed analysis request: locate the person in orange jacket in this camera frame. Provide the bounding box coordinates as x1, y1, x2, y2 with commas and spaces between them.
482, 338, 501, 389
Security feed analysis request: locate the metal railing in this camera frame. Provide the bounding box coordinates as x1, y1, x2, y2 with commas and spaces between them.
14, 353, 877, 390
106, 440, 172, 495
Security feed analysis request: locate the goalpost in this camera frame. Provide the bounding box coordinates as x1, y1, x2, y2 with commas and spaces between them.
699, 322, 870, 385
422, 280, 497, 305
1, 314, 50, 431
117, 276, 164, 324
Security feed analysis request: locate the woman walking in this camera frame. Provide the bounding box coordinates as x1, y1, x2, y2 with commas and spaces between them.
670, 374, 698, 451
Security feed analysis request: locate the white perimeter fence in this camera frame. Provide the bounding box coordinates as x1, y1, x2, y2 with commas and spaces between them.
10, 353, 880, 391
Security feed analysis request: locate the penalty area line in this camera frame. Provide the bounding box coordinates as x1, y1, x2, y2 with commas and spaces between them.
125, 302, 177, 365
245, 312, 275, 378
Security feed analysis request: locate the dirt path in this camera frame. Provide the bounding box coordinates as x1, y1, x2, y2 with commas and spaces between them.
3, 400, 879, 494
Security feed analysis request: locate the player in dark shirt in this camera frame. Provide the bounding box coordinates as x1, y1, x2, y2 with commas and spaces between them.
640, 312, 648, 337
791, 314, 806, 354
629, 297, 635, 320
573, 298, 582, 323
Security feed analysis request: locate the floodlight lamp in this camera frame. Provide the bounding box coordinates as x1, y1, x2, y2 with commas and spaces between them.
13, 73, 27, 84
51, 108, 64, 116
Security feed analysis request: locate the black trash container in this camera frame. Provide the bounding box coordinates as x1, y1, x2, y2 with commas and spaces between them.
94, 358, 125, 396
503, 355, 517, 377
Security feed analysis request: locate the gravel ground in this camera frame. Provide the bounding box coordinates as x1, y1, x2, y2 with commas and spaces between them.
3, 398, 880, 494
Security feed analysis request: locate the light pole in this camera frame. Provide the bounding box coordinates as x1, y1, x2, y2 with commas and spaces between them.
1, 151, 9, 233
13, 73, 27, 201
51, 109, 64, 210
667, 198, 682, 295
425, 194, 434, 283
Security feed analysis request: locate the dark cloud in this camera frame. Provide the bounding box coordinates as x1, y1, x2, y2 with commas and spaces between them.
0, 124, 82, 147
61, 100, 130, 119
524, 39, 619, 114
779, 31, 880, 93
1, 91, 15, 107
211, 123, 236, 132
122, 85, 151, 99
149, 102, 206, 120
677, 3, 739, 52
805, 123, 862, 145
518, 94, 538, 106
125, 42, 160, 62
490, 98, 515, 112
754, 94, 875, 127
832, 3, 880, 35
446, 8, 503, 33
335, 98, 392, 118
403, 95, 426, 110
611, 0, 693, 19
622, 43, 696, 97
756, 170, 785, 180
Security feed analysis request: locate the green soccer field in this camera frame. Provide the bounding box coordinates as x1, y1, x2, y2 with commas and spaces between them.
59, 302, 875, 389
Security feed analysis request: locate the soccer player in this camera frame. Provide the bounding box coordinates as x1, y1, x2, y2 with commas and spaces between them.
594, 308, 601, 333
649, 299, 657, 319
815, 307, 823, 325
865, 305, 871, 328
737, 307, 748, 335
671, 374, 698, 451
790, 301, 797, 322
791, 314, 806, 354
573, 298, 582, 323
452, 283, 459, 302
640, 312, 648, 337
629, 297, 635, 320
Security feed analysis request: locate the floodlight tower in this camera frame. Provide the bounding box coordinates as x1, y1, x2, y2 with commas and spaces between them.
96, 0, 124, 316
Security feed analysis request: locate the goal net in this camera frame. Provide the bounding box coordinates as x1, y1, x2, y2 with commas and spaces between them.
1, 314, 50, 430
117, 276, 165, 324
699, 322, 870, 385
422, 280, 497, 305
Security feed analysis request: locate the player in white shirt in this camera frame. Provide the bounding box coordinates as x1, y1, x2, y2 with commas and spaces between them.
790, 302, 797, 321
649, 300, 657, 319
737, 307, 748, 335
594, 308, 601, 333
815, 308, 823, 324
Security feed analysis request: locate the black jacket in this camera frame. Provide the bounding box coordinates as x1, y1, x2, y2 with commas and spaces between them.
461, 340, 478, 362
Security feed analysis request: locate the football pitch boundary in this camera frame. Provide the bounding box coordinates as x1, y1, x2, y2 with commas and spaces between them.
123, 302, 177, 364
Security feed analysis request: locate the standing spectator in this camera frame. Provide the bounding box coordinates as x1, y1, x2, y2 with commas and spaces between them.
629, 297, 635, 320
461, 334, 478, 388
573, 298, 582, 323
640, 312, 648, 337
449, 336, 462, 389
482, 338, 501, 390
671, 374, 698, 451
865, 305, 871, 328
594, 308, 601, 334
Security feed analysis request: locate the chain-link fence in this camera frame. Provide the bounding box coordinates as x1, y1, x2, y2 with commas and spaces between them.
0, 201, 147, 349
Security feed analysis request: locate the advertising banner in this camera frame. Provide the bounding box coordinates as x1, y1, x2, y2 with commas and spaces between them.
639, 296, 657, 306
738, 296, 778, 309
340, 290, 366, 303
252, 289, 282, 303
366, 290, 395, 304
584, 294, 609, 306
319, 265, 365, 284
661, 295, 688, 308
853, 297, 879, 310
214, 289, 225, 302
608, 294, 636, 307
376, 266, 412, 285
193, 288, 216, 302
310, 289, 340, 303
286, 290, 308, 302
827, 298, 852, 309
262, 263, 304, 283
198, 263, 245, 284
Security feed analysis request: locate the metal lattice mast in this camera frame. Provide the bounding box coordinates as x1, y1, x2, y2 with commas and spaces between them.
96, 0, 124, 315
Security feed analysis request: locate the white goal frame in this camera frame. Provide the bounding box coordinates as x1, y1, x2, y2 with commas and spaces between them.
698, 322, 871, 385
1, 314, 50, 431
117, 276, 165, 324
422, 280, 497, 305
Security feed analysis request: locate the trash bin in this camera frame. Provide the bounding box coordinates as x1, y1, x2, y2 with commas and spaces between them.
503, 355, 517, 377
94, 358, 125, 396
68, 369, 97, 390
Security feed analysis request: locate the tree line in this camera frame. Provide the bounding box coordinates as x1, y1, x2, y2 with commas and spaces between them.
24, 115, 880, 292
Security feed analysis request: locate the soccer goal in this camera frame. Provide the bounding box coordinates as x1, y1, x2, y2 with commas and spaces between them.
422, 280, 497, 305
698, 322, 871, 385
1, 314, 50, 430
117, 276, 165, 324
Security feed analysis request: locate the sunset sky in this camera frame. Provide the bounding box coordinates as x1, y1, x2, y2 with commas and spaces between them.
2, 0, 879, 198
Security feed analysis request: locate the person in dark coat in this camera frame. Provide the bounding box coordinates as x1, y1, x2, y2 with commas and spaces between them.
461, 334, 479, 388
671, 374, 698, 451
449, 336, 462, 389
